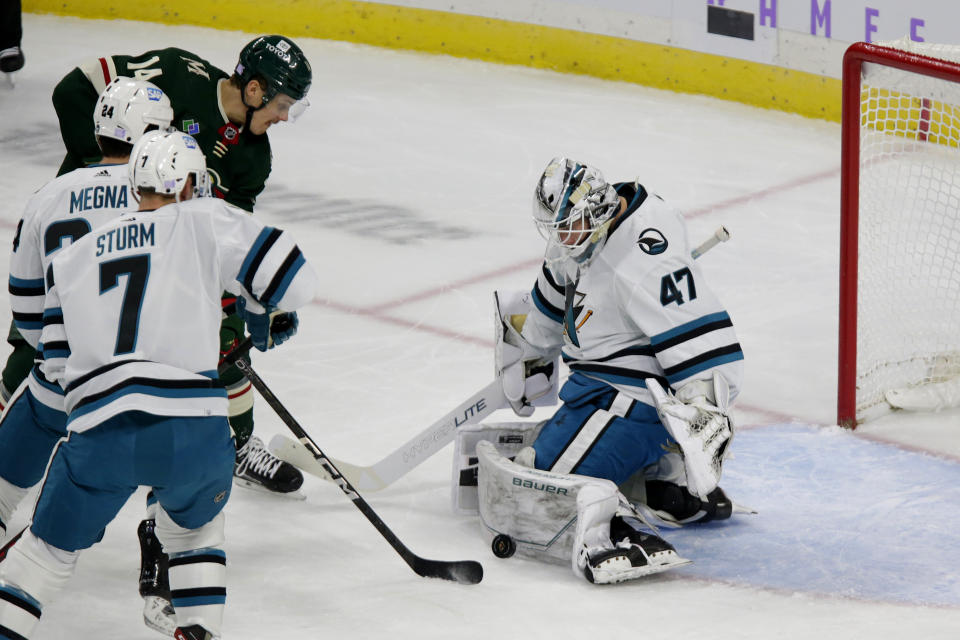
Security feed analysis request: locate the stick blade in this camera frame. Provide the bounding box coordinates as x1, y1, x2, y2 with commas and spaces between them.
413, 558, 484, 585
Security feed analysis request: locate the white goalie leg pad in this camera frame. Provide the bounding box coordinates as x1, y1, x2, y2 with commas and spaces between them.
156, 510, 226, 638
0, 530, 79, 638
576, 497, 690, 584
476, 439, 619, 565
452, 421, 543, 515
572, 483, 618, 577
646, 373, 733, 500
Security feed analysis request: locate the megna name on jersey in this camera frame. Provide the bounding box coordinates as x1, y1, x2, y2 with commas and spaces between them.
96, 222, 155, 256
69, 184, 129, 214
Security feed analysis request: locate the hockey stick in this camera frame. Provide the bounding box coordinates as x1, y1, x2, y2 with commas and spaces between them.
269, 378, 505, 491
272, 225, 733, 491
220, 342, 484, 585
690, 225, 731, 259
0, 526, 26, 562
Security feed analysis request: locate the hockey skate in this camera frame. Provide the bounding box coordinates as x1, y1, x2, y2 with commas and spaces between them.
0, 47, 23, 87
578, 515, 690, 584
137, 519, 177, 636
234, 435, 305, 499
646, 482, 732, 524
174, 625, 215, 640
645, 482, 756, 525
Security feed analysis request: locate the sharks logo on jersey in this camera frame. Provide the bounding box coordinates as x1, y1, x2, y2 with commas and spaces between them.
637, 228, 668, 255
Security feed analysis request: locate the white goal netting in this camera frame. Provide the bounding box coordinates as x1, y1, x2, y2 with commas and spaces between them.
855, 38, 960, 420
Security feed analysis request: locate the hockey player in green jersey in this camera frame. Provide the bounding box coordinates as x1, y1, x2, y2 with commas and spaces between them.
0, 35, 312, 497
51, 35, 310, 210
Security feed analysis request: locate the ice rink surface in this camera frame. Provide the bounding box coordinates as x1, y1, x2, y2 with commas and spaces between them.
1, 14, 958, 640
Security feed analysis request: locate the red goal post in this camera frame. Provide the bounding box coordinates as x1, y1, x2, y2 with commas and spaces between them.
839, 39, 960, 428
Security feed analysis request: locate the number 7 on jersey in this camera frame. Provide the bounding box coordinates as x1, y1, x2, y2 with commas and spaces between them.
99, 255, 150, 355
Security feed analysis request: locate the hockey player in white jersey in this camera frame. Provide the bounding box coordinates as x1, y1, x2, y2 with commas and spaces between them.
0, 77, 171, 522
0, 76, 183, 635
476, 157, 744, 584
0, 130, 319, 640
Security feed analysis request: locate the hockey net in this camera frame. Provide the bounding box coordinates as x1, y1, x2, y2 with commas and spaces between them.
839, 38, 960, 427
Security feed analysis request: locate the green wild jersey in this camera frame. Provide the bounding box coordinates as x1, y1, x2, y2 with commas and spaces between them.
52, 47, 272, 212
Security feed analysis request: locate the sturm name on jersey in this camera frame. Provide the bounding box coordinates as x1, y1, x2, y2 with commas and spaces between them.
69, 185, 129, 214
96, 222, 155, 256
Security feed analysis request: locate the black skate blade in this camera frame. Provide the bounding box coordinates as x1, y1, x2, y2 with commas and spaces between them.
413, 558, 483, 585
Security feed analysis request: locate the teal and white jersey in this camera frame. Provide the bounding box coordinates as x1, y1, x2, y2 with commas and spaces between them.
523, 181, 744, 406
39, 197, 319, 433
8, 163, 135, 411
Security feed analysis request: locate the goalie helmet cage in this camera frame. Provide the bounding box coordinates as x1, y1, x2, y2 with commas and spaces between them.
839, 39, 960, 428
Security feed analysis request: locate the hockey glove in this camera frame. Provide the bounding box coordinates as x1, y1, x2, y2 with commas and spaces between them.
645, 373, 733, 500
494, 290, 557, 417
236, 297, 299, 352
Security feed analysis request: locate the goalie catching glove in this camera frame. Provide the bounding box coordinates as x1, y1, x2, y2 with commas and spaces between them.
494, 290, 558, 417
645, 373, 733, 500
235, 297, 299, 352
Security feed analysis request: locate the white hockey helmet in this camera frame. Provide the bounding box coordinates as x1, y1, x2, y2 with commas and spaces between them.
94, 77, 174, 144
532, 157, 621, 275
129, 130, 211, 201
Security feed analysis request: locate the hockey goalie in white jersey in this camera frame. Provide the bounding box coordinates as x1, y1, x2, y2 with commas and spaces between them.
472, 157, 744, 585
0, 130, 319, 640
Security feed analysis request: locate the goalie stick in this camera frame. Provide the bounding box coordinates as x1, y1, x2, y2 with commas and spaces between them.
690, 225, 730, 259
270, 378, 505, 491
272, 225, 733, 492
220, 341, 484, 585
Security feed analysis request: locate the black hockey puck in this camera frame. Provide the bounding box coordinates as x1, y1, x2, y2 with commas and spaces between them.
491, 534, 516, 558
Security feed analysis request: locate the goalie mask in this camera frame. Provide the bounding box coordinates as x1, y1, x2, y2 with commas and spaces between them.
129, 131, 211, 202
94, 77, 174, 144
532, 157, 620, 280
236, 35, 312, 121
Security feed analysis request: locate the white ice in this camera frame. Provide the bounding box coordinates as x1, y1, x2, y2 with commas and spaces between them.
0, 14, 958, 640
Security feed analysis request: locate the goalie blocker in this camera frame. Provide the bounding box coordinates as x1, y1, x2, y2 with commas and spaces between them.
494, 290, 559, 417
